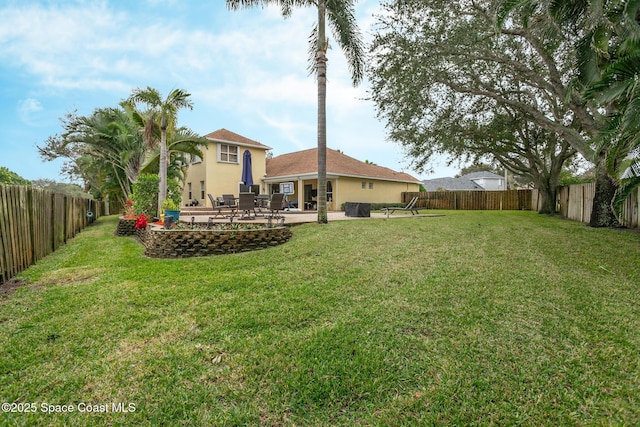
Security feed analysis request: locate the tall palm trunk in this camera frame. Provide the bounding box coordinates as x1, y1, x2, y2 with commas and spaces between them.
226, 0, 363, 223
158, 115, 168, 215
317, 0, 328, 224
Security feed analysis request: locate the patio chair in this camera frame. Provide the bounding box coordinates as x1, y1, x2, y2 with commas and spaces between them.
255, 194, 270, 216
382, 196, 420, 216
222, 194, 238, 217
208, 194, 226, 218
268, 193, 285, 218
238, 192, 256, 219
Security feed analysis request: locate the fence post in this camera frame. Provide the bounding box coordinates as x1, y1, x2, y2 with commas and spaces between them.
51, 192, 57, 252
64, 195, 68, 243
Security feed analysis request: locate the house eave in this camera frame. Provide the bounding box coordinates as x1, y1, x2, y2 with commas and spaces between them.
264, 171, 420, 185
207, 137, 272, 151
263, 172, 334, 183
336, 171, 422, 185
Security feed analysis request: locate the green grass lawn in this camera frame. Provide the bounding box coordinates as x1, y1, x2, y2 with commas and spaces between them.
1, 212, 639, 426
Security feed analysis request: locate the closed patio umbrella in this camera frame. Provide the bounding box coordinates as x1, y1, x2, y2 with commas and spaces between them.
241, 149, 254, 189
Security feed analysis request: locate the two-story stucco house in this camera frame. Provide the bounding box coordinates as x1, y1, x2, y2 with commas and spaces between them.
181, 129, 421, 211
181, 129, 271, 204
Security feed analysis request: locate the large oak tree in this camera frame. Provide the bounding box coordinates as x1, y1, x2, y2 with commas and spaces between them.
368, 0, 603, 215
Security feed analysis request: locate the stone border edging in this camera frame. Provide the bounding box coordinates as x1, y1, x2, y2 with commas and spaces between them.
137, 225, 292, 258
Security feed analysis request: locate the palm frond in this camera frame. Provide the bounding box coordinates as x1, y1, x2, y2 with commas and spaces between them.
549, 0, 589, 24
612, 175, 640, 216
326, 0, 365, 86
226, 0, 312, 17
166, 88, 194, 112
127, 86, 161, 106
586, 53, 640, 102
306, 23, 322, 78
496, 0, 538, 28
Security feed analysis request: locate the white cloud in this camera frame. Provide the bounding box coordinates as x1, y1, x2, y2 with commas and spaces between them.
0, 2, 130, 90
17, 98, 43, 126
0, 0, 460, 181
259, 111, 316, 151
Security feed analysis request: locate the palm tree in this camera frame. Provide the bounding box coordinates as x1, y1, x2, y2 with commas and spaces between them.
226, 0, 364, 223
38, 107, 146, 204
126, 87, 195, 214
39, 102, 207, 213
138, 126, 209, 187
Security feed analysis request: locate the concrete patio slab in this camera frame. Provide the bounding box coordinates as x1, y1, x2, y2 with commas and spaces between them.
179, 211, 443, 225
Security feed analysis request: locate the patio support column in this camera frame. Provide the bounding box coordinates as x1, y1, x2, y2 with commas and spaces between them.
297, 177, 304, 210
335, 177, 339, 211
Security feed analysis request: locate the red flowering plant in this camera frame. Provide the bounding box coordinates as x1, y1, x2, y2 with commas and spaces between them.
134, 213, 151, 229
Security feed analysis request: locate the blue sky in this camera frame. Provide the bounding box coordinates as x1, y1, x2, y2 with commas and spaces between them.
0, 0, 459, 183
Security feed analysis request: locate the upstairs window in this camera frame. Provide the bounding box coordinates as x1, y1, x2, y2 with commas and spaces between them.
218, 144, 239, 163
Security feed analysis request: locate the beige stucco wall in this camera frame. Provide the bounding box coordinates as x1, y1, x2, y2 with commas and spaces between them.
267, 176, 420, 211
334, 177, 420, 207
182, 159, 206, 205
182, 143, 268, 207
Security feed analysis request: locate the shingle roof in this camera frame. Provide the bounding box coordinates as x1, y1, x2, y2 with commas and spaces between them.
422, 177, 483, 191
463, 171, 504, 180
423, 171, 506, 191
266, 148, 420, 183
204, 128, 271, 149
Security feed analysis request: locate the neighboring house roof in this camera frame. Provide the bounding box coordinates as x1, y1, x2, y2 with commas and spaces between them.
204, 128, 272, 150
423, 171, 503, 191
266, 147, 420, 183
422, 177, 483, 191
464, 171, 504, 180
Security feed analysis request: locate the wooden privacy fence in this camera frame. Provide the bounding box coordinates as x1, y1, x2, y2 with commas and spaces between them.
404, 185, 639, 229
554, 183, 640, 228
403, 190, 533, 211
0, 184, 107, 284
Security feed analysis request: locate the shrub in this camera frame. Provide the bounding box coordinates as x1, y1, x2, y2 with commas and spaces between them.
166, 179, 182, 208
132, 174, 159, 217
162, 198, 179, 211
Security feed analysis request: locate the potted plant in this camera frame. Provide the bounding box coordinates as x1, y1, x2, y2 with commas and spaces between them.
162, 198, 181, 223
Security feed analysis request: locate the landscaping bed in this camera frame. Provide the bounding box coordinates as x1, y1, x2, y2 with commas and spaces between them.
137, 223, 292, 258
115, 216, 137, 236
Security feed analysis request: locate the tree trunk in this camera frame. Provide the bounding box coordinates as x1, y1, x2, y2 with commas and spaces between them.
530, 168, 557, 214
536, 184, 556, 214
589, 155, 619, 227
316, 1, 328, 224
536, 157, 563, 215
158, 115, 168, 217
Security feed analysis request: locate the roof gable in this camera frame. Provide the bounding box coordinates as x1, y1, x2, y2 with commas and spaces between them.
266, 148, 419, 183
204, 128, 271, 149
